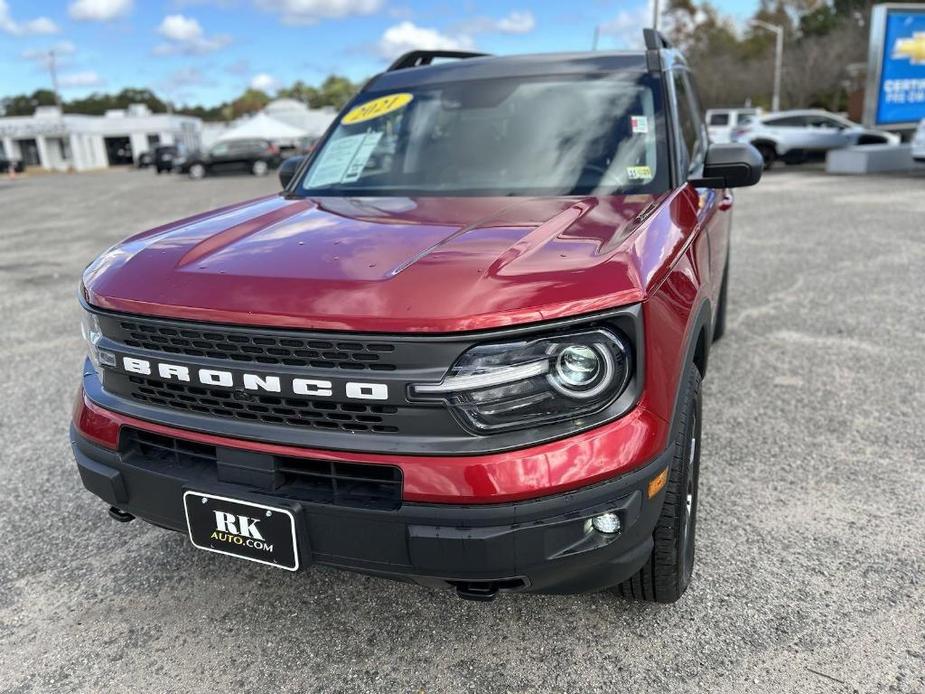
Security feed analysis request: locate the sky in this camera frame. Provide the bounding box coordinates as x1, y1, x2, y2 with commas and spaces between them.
0, 0, 756, 107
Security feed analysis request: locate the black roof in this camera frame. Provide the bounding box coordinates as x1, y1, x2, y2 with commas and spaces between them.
368, 51, 655, 92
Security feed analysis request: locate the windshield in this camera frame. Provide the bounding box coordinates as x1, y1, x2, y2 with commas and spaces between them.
298, 73, 668, 197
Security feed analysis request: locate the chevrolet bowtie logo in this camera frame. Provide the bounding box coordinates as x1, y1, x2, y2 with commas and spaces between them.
893, 32, 925, 64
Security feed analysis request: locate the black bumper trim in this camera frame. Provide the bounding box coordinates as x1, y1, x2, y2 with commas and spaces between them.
70, 424, 670, 595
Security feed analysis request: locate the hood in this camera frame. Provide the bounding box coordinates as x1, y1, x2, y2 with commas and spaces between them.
83, 192, 676, 332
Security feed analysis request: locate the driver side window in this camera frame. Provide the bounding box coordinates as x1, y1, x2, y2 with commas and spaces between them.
673, 71, 707, 175
809, 116, 840, 129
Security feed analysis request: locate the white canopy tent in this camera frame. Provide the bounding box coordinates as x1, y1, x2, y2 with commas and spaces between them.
215, 112, 308, 143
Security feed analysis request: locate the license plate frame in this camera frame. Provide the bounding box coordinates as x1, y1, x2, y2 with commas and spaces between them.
183, 491, 299, 571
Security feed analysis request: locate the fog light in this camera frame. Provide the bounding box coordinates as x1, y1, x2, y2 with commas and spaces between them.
591, 512, 621, 534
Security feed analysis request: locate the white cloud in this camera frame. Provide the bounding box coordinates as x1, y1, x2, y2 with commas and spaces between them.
250, 73, 278, 92
59, 70, 104, 88
255, 0, 383, 25
0, 0, 59, 35
599, 5, 651, 49
165, 66, 207, 88
22, 40, 78, 61
378, 21, 474, 60
23, 17, 59, 34
376, 10, 532, 63
158, 13, 202, 41
154, 13, 231, 54
496, 10, 534, 34
461, 10, 535, 36
69, 0, 132, 21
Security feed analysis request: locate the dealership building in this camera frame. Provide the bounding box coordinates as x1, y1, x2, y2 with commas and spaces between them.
0, 103, 201, 171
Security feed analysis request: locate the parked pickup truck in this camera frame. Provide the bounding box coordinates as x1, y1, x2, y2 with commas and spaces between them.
72, 30, 761, 603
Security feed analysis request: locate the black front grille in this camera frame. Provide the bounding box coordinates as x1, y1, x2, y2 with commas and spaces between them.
118, 319, 398, 371
127, 427, 216, 468
276, 459, 402, 510
123, 429, 403, 509
126, 375, 401, 433
91, 308, 485, 450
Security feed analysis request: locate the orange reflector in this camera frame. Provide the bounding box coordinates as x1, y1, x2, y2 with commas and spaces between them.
647, 468, 669, 498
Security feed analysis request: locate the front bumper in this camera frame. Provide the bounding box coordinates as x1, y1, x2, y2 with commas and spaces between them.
70, 419, 671, 596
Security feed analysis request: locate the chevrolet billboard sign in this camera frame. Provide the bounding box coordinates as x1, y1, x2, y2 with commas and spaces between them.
864, 4, 925, 129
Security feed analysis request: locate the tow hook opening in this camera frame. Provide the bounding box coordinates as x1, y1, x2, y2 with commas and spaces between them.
108, 506, 135, 523
450, 578, 528, 601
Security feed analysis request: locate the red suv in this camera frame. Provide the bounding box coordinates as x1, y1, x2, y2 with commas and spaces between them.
72, 32, 761, 603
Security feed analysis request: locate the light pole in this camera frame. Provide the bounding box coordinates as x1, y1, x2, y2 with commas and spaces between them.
750, 19, 783, 112
652, 0, 660, 30
48, 49, 62, 109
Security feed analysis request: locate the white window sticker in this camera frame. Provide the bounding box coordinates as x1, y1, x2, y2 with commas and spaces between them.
631, 115, 649, 134
306, 132, 383, 187
627, 165, 652, 180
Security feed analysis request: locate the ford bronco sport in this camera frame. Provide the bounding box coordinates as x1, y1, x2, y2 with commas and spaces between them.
71, 30, 762, 603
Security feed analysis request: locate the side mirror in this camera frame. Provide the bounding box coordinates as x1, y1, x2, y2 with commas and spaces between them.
689, 143, 763, 188
279, 156, 306, 189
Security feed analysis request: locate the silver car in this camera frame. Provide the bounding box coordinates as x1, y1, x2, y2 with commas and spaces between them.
731, 109, 899, 168
913, 119, 925, 163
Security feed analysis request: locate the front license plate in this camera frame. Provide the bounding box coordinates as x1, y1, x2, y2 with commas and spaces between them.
183, 491, 299, 571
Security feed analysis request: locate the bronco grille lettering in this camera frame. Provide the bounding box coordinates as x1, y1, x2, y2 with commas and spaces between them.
120, 356, 389, 400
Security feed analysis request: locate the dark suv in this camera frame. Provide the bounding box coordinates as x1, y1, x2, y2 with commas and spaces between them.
179, 139, 281, 179
72, 31, 761, 603
153, 145, 182, 174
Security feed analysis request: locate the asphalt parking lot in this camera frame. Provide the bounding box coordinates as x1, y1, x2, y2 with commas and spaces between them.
0, 166, 923, 693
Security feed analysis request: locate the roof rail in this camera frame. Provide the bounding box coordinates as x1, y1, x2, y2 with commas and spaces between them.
643, 28, 672, 50
387, 50, 489, 72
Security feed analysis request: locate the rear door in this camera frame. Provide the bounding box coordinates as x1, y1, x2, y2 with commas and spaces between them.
760, 115, 810, 153
207, 143, 234, 173
228, 140, 258, 171
807, 115, 852, 151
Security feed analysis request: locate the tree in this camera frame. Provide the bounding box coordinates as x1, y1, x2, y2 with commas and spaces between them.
229, 88, 270, 118
0, 74, 358, 120
64, 88, 169, 116
315, 76, 357, 109
663, 0, 880, 111
277, 80, 321, 107
1, 89, 57, 116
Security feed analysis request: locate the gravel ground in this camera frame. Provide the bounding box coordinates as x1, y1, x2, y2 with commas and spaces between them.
0, 166, 923, 693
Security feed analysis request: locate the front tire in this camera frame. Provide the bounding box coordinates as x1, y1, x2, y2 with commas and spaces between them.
188, 163, 205, 180
754, 142, 776, 170
252, 160, 268, 176
614, 366, 702, 603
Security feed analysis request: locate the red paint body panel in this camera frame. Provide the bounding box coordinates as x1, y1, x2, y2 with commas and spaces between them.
78, 180, 731, 502
83, 193, 673, 333
74, 389, 668, 504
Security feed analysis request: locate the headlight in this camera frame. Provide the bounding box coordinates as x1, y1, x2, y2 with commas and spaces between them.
410, 328, 632, 433
80, 309, 115, 375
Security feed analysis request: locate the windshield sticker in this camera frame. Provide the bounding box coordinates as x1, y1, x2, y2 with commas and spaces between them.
630, 116, 649, 134
342, 93, 414, 125
306, 132, 383, 187
627, 165, 652, 180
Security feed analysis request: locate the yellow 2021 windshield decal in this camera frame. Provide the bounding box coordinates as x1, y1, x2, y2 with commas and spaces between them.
342, 93, 414, 125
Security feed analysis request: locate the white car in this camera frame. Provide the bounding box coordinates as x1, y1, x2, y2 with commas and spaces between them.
731, 109, 900, 168
913, 118, 925, 163
705, 108, 761, 144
